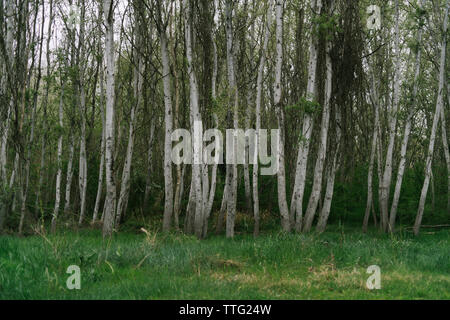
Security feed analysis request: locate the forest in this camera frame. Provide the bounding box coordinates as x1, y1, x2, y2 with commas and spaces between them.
0, 0, 449, 300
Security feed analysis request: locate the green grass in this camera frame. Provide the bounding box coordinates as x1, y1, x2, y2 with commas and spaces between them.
0, 226, 449, 299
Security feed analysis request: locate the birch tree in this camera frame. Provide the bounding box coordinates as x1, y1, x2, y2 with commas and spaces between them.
115, 4, 143, 226
225, 0, 238, 238
51, 78, 65, 232
388, 0, 425, 232
253, 0, 273, 236
413, 0, 449, 236
303, 0, 335, 232
273, 0, 290, 232
290, 0, 322, 232
102, 0, 117, 237
155, 0, 174, 232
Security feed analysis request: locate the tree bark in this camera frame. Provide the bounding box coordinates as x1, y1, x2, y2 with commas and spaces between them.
225, 0, 238, 238
102, 0, 117, 237
51, 80, 64, 233
380, 0, 401, 232
274, 0, 290, 232
389, 0, 425, 232
413, 1, 449, 236
291, 0, 322, 232
304, 0, 334, 232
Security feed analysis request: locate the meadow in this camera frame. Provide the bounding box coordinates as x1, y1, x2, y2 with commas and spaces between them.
1, 224, 449, 300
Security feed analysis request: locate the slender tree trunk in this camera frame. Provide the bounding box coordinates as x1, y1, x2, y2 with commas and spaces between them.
273, 0, 290, 232
102, 0, 117, 237
170, 4, 182, 230
316, 109, 341, 233
160, 29, 174, 232
185, 0, 204, 239
252, 0, 273, 236
115, 10, 143, 226
389, 1, 424, 232
291, 0, 322, 232
51, 81, 64, 233
203, 4, 220, 235
93, 62, 106, 223
216, 173, 228, 234
143, 119, 155, 212
380, 0, 401, 232
303, 1, 334, 232
363, 57, 382, 232
78, 86, 88, 226
414, 1, 449, 236
77, 3, 88, 226
19, 4, 42, 234
64, 134, 75, 215
225, 0, 238, 238
35, 0, 53, 216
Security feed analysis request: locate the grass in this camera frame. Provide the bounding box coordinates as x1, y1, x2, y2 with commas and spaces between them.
0, 225, 449, 299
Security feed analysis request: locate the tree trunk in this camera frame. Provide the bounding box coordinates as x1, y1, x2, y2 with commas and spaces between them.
303, 1, 334, 232
64, 134, 75, 215
225, 0, 238, 238
389, 0, 424, 232
273, 0, 290, 232
252, 0, 273, 236
51, 81, 64, 233
93, 61, 106, 223
143, 119, 155, 212
102, 0, 117, 237
380, 0, 401, 232
291, 0, 322, 232
115, 9, 143, 226
160, 28, 174, 232
78, 3, 88, 226
413, 1, 449, 236
185, 0, 204, 239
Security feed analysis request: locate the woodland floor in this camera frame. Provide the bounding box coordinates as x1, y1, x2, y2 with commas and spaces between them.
0, 225, 449, 299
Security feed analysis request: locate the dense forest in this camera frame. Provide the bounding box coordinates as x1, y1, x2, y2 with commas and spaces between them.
0, 0, 449, 239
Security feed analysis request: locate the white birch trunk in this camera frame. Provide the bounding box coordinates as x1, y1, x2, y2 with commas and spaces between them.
316, 108, 341, 233
252, 0, 273, 236
102, 0, 117, 237
78, 86, 88, 226
363, 47, 382, 232
64, 134, 75, 215
160, 29, 174, 232
389, 1, 424, 232
225, 0, 238, 238
380, 0, 401, 232
274, 0, 290, 232
185, 0, 204, 238
413, 1, 449, 236
115, 17, 143, 226
93, 63, 106, 223
51, 82, 64, 232
290, 0, 322, 232
303, 2, 334, 232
